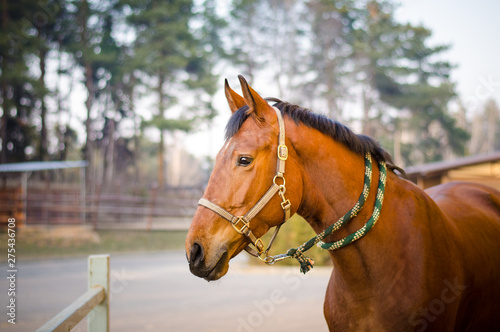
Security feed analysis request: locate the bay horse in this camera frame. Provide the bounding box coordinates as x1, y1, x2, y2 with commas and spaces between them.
185, 76, 500, 331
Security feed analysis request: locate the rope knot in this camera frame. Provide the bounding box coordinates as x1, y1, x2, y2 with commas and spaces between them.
286, 248, 314, 274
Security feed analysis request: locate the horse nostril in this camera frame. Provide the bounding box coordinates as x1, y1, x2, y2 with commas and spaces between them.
190, 242, 204, 268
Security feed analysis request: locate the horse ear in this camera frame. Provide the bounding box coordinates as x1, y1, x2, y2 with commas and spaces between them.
238, 75, 274, 120
225, 79, 246, 114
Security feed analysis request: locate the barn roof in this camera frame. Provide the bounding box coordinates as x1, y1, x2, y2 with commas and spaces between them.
405, 151, 500, 177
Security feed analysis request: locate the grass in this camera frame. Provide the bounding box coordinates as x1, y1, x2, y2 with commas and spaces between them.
258, 214, 332, 267
1, 228, 188, 260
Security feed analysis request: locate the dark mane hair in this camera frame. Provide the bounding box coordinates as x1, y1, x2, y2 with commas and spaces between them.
224, 99, 404, 175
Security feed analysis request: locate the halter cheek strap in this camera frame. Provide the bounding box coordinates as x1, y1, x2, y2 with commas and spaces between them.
197, 106, 291, 261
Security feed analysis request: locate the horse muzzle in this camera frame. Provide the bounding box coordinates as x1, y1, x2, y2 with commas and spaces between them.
187, 242, 229, 281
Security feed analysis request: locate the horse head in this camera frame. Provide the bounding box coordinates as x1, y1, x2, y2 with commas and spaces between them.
185, 76, 303, 281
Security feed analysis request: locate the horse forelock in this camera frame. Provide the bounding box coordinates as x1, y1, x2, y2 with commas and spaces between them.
224, 105, 250, 141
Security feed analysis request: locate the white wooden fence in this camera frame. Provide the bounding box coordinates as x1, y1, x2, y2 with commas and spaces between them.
36, 255, 110, 332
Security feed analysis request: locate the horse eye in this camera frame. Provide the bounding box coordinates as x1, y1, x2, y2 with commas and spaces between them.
237, 156, 254, 167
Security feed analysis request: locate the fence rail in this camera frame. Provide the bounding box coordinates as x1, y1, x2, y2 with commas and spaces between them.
0, 186, 202, 228
36, 255, 110, 332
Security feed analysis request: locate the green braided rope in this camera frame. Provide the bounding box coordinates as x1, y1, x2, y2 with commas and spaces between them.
285, 154, 387, 274
318, 161, 387, 250
285, 154, 372, 270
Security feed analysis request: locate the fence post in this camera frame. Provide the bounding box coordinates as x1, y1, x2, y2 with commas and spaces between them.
88, 254, 110, 332
36, 254, 110, 332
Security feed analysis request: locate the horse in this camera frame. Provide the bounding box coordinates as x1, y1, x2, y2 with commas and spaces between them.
185, 75, 500, 331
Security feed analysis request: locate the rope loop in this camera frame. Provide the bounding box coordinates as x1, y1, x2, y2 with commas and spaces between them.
279, 154, 388, 274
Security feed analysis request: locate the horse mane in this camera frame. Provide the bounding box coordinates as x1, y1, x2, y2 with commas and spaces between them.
224, 98, 405, 175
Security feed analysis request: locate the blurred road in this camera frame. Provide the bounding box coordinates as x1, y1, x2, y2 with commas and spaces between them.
1, 251, 330, 332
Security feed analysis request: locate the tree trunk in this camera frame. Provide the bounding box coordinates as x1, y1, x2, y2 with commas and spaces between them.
486, 100, 498, 153
129, 78, 141, 189
469, 112, 483, 155
104, 117, 115, 191
158, 131, 165, 189
39, 45, 48, 162
157, 75, 165, 189
84, 61, 94, 189
79, 0, 95, 192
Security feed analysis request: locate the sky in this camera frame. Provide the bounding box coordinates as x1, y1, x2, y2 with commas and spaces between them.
183, 0, 500, 159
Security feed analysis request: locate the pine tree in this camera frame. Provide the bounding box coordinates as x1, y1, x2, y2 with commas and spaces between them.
302, 0, 357, 119
351, 0, 400, 137
351, 1, 468, 165
61, 0, 127, 190
228, 0, 306, 100
124, 0, 219, 188
32, 0, 65, 162
0, 0, 39, 163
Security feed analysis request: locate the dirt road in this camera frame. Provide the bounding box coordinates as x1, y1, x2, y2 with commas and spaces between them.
1, 251, 330, 331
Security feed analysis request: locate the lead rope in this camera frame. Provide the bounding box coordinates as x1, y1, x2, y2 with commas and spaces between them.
274, 153, 388, 274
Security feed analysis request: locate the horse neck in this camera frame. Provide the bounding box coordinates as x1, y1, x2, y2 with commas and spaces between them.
289, 122, 375, 235
289, 122, 411, 291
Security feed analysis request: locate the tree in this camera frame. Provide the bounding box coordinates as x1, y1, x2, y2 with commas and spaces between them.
61, 0, 126, 190
484, 99, 500, 153
0, 0, 39, 163
124, 0, 219, 189
301, 0, 357, 119
350, 1, 468, 165
384, 25, 467, 164
470, 99, 500, 154
31, 0, 65, 162
350, 0, 399, 137
228, 0, 308, 101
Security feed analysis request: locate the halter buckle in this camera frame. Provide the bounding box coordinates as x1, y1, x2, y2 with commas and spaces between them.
231, 217, 250, 235
281, 199, 291, 211
278, 144, 288, 160
254, 238, 264, 253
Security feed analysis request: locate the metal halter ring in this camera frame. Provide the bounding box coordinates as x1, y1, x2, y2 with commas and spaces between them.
278, 185, 286, 195
260, 253, 290, 265
273, 174, 286, 187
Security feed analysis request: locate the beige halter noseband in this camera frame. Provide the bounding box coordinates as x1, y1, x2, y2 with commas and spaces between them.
197, 106, 291, 263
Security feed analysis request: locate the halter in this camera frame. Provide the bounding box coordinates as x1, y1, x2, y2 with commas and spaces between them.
198, 105, 388, 273
198, 106, 291, 263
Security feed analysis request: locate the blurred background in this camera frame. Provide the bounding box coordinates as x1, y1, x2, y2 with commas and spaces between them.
0, 0, 499, 331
